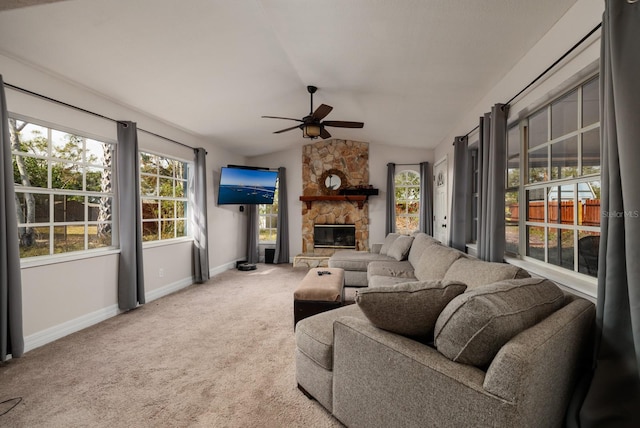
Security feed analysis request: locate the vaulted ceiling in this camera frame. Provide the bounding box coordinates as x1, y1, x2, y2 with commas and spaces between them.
0, 0, 576, 156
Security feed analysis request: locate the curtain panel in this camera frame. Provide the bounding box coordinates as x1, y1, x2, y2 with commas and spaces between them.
116, 121, 145, 310
0, 76, 24, 361
579, 1, 640, 425
419, 162, 433, 236
385, 163, 396, 235
477, 104, 508, 262
191, 147, 209, 283
450, 136, 469, 251
273, 167, 289, 264
246, 204, 259, 264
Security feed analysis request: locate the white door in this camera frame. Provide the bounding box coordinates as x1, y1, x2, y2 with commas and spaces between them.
433, 158, 448, 244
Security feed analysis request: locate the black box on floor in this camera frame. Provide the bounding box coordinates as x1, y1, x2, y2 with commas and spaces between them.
265, 248, 275, 264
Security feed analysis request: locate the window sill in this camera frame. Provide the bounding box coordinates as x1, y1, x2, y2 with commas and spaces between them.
504, 255, 597, 301
20, 248, 121, 269
142, 237, 193, 249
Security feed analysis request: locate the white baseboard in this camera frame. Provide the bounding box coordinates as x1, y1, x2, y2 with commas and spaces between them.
24, 304, 120, 353
210, 260, 241, 276
145, 276, 194, 302
24, 261, 237, 354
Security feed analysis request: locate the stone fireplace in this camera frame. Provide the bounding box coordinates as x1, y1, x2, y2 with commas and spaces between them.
301, 139, 369, 255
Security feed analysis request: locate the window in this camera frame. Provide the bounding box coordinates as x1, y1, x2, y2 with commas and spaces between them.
259, 182, 278, 243
140, 152, 189, 242
10, 118, 115, 258
505, 125, 521, 255
395, 170, 420, 235
520, 76, 600, 277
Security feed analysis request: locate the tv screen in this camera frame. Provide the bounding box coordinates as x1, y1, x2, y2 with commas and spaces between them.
217, 166, 278, 205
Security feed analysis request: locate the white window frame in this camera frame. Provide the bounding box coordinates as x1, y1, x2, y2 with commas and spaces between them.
394, 169, 421, 235
515, 75, 601, 279
259, 181, 278, 244
10, 115, 117, 261
139, 151, 191, 244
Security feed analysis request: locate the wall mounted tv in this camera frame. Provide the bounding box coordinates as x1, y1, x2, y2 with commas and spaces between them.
217, 166, 278, 205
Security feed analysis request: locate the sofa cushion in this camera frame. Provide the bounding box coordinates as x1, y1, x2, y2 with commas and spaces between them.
367, 260, 414, 282
434, 278, 565, 367
329, 250, 393, 272
387, 235, 414, 261
355, 280, 467, 338
407, 233, 441, 267
368, 274, 418, 288
443, 258, 530, 290
379, 233, 401, 256
295, 304, 367, 370
414, 245, 465, 281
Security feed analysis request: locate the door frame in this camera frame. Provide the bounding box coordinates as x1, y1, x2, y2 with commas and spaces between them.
433, 156, 448, 245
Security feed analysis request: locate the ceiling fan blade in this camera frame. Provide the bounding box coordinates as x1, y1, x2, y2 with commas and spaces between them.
261, 115, 303, 122
274, 125, 301, 134
322, 120, 364, 128
311, 104, 333, 120
320, 127, 332, 139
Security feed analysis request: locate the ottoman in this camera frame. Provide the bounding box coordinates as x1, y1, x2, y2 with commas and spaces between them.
293, 267, 345, 326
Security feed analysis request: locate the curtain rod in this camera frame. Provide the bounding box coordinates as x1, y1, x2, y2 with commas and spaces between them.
462, 22, 602, 139
4, 82, 196, 152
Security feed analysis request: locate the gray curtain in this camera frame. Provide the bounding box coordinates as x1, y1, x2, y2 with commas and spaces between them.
419, 161, 433, 236
117, 121, 145, 310
579, 2, 640, 425
450, 136, 469, 251
273, 167, 289, 264
191, 148, 209, 283
0, 76, 24, 362
385, 163, 395, 235
477, 104, 508, 262
246, 204, 258, 264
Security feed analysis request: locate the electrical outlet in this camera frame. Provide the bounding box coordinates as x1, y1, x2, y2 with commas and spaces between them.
159, 268, 165, 277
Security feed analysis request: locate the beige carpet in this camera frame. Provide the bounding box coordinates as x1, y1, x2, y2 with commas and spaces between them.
0, 264, 354, 427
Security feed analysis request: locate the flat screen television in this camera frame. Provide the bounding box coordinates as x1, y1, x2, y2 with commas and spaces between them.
217, 166, 278, 205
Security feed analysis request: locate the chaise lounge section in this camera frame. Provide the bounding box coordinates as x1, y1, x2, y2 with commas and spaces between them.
328, 232, 442, 287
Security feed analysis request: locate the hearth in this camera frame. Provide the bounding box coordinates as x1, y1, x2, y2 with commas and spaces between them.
314, 224, 356, 249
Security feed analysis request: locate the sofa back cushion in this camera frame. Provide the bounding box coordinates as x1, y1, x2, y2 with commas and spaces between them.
379, 233, 401, 256
443, 258, 530, 290
407, 233, 441, 267
355, 280, 467, 338
414, 245, 465, 281
387, 235, 414, 261
433, 278, 565, 368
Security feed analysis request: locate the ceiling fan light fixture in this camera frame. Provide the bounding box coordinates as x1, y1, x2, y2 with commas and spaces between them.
303, 124, 321, 138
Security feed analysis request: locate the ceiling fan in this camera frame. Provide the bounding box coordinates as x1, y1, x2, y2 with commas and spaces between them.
262, 85, 364, 139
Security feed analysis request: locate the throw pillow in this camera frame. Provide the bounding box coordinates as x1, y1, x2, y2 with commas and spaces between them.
386, 235, 414, 261
355, 280, 467, 338
379, 233, 400, 255
434, 278, 565, 368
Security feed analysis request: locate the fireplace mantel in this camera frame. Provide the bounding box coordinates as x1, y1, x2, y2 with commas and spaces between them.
299, 195, 368, 209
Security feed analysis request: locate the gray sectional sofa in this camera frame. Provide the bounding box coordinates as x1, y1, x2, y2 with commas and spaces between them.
297, 233, 596, 427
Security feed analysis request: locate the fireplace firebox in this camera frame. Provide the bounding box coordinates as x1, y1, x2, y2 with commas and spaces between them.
314, 224, 356, 249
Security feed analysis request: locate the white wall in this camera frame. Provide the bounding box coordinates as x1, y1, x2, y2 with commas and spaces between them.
1, 52, 246, 350
249, 141, 433, 255
433, 0, 603, 245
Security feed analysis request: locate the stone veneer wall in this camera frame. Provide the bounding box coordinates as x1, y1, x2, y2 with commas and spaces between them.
302, 139, 369, 255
